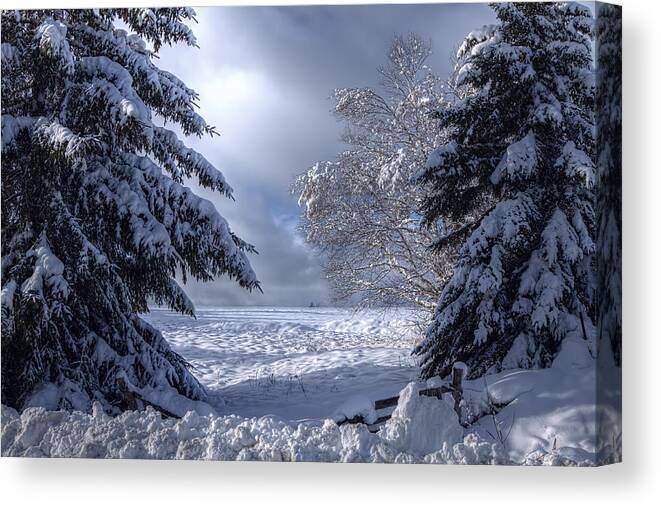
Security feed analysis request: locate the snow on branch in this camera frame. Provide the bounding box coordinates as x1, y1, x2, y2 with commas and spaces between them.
20, 233, 70, 302
1, 8, 258, 412
35, 17, 74, 75
152, 126, 232, 195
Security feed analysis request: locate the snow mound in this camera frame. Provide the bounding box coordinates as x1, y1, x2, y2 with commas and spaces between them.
2, 372, 620, 466
332, 395, 377, 424
461, 366, 621, 464
1, 383, 479, 463
551, 335, 593, 368
381, 383, 463, 455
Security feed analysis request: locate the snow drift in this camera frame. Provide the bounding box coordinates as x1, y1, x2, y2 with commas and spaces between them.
1, 371, 620, 465
0, 387, 497, 463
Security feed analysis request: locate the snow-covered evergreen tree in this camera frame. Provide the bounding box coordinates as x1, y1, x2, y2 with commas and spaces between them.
1, 9, 259, 412
415, 3, 596, 379
595, 3, 622, 366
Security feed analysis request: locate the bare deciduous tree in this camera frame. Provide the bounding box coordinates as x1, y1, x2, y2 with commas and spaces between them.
294, 34, 453, 313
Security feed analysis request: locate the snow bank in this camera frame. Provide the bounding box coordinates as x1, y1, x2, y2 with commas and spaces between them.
380, 383, 463, 455
332, 395, 377, 424
0, 304, 620, 466
1, 380, 609, 465
461, 365, 622, 464
0, 400, 487, 463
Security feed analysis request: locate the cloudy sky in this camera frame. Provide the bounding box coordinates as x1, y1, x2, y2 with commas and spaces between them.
157, 3, 494, 307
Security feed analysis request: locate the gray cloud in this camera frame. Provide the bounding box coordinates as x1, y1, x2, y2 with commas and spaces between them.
156, 4, 494, 307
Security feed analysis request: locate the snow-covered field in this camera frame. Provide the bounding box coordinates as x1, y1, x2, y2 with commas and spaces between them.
144, 307, 421, 421
1, 307, 621, 464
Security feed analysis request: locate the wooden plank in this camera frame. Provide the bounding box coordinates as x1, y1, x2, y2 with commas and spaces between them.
374, 395, 400, 410
366, 415, 392, 433
418, 386, 453, 398
337, 414, 366, 426
373, 385, 452, 411
339, 364, 466, 428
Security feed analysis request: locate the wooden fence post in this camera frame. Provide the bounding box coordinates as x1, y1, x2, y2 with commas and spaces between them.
451, 363, 464, 420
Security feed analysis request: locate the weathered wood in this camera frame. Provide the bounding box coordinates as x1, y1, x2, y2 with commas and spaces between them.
337, 414, 367, 426
374, 395, 399, 410
451, 364, 465, 418
366, 415, 393, 433
373, 384, 456, 411
337, 362, 466, 429
418, 385, 453, 398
